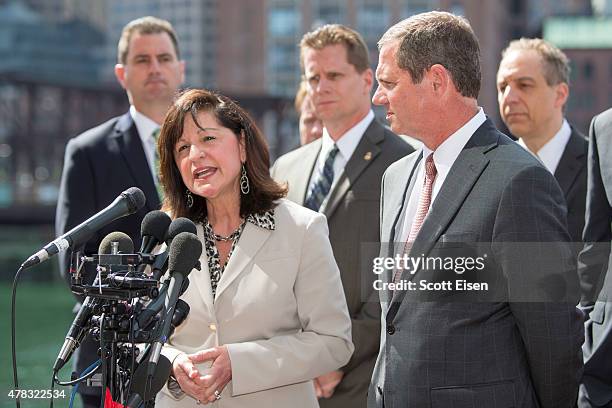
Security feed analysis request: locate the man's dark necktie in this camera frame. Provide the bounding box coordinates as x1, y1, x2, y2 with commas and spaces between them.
304, 144, 339, 211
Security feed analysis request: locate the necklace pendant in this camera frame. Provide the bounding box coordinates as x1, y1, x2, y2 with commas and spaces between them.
205, 219, 244, 242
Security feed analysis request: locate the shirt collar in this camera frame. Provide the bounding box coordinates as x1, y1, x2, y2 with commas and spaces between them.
246, 210, 275, 231
321, 110, 375, 162
130, 105, 160, 144
518, 119, 571, 174
427, 107, 486, 178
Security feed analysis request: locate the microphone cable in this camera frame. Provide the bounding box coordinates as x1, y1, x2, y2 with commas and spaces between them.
10, 265, 24, 408
65, 360, 102, 408
53, 360, 101, 387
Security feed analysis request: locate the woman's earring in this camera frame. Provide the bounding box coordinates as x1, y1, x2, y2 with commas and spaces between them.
185, 189, 194, 208
240, 164, 250, 195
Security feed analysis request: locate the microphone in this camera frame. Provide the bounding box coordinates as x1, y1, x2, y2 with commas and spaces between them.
146, 232, 202, 382
98, 231, 135, 255
53, 232, 134, 373
151, 217, 197, 281
170, 299, 190, 335
136, 277, 190, 332
22, 187, 145, 269
139, 211, 172, 254
126, 300, 190, 407
126, 354, 172, 408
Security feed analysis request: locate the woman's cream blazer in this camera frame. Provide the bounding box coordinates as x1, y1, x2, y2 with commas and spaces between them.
157, 199, 354, 407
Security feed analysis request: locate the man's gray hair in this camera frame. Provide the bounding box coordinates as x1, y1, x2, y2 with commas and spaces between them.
501, 38, 570, 86
378, 11, 481, 98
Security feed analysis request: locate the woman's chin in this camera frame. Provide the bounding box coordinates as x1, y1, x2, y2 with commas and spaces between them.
191, 186, 216, 199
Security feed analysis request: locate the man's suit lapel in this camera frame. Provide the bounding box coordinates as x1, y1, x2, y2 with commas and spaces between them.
389, 119, 497, 308
111, 113, 161, 211
214, 222, 272, 302
381, 153, 422, 303
384, 153, 422, 247
554, 128, 586, 197
321, 120, 385, 218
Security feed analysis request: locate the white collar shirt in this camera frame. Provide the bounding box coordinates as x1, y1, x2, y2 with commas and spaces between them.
517, 119, 571, 175
308, 110, 375, 205
396, 108, 487, 243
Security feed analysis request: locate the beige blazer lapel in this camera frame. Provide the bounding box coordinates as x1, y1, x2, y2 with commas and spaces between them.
190, 223, 215, 312
214, 222, 272, 302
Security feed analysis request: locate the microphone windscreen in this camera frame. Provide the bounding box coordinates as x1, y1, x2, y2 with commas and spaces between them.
98, 231, 134, 254
171, 299, 190, 329
168, 232, 201, 276
123, 187, 146, 213
165, 217, 197, 243
130, 354, 171, 399
141, 211, 172, 243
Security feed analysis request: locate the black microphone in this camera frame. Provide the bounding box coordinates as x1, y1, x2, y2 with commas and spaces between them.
126, 300, 190, 407
146, 232, 202, 382
139, 211, 172, 254
151, 217, 197, 281
53, 232, 135, 373
136, 276, 190, 332
170, 299, 190, 335
22, 187, 145, 269
126, 354, 172, 408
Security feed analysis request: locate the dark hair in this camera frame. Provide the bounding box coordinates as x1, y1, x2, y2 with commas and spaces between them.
117, 16, 180, 64
300, 24, 370, 73
158, 89, 287, 221
378, 11, 481, 98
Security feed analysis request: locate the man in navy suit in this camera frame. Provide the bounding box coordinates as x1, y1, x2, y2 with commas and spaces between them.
497, 38, 587, 244
369, 12, 582, 408
55, 16, 185, 407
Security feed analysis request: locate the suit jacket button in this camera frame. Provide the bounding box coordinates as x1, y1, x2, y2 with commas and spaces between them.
386, 324, 395, 335
377, 386, 383, 395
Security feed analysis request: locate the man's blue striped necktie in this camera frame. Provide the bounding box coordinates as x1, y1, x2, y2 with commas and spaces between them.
304, 144, 339, 211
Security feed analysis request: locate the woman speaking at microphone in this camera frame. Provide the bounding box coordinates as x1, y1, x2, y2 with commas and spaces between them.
155, 89, 353, 407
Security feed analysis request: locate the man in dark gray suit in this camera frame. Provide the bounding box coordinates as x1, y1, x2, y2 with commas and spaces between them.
272, 24, 413, 408
55, 16, 184, 407
578, 107, 612, 407
497, 38, 587, 244
369, 12, 583, 408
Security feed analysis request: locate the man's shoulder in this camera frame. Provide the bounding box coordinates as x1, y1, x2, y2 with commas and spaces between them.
473, 124, 542, 169
68, 113, 128, 149
593, 107, 612, 128
569, 123, 588, 143
384, 149, 421, 180
366, 119, 413, 150
273, 139, 321, 168
566, 123, 588, 157
379, 124, 415, 153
